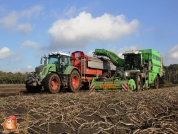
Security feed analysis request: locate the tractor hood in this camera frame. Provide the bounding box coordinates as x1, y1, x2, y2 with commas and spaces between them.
39, 64, 56, 79
35, 65, 46, 74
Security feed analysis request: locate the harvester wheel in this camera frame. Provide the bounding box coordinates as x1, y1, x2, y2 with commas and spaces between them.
44, 73, 61, 94
69, 70, 81, 92
135, 72, 143, 91
154, 75, 159, 89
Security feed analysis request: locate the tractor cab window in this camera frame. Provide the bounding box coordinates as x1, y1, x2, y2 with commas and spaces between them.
61, 55, 70, 65
48, 56, 59, 64
124, 54, 141, 70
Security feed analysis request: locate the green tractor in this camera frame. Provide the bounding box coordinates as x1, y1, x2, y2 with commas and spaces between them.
90, 49, 164, 91
25, 52, 81, 93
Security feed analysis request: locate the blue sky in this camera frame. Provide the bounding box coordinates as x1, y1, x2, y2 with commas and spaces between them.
0, 0, 178, 73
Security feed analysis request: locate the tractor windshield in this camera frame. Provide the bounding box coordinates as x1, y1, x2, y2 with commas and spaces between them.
48, 55, 59, 64
124, 54, 141, 70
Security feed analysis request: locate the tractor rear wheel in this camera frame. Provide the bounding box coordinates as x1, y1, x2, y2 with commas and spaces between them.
154, 75, 159, 89
135, 72, 143, 91
69, 70, 81, 92
43, 73, 61, 94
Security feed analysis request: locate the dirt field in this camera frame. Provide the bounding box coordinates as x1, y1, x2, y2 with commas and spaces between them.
0, 84, 178, 134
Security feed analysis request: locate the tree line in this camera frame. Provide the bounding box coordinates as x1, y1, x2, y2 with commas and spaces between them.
0, 64, 177, 84
0, 71, 29, 84
163, 64, 178, 84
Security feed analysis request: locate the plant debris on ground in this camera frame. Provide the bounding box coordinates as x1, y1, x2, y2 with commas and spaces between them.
0, 85, 178, 134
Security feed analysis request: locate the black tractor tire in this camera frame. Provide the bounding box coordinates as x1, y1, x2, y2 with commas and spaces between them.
26, 86, 33, 93
154, 75, 159, 89
43, 73, 61, 94
36, 86, 42, 92
26, 86, 42, 93
82, 82, 89, 90
69, 70, 81, 92
135, 72, 143, 91
43, 87, 48, 92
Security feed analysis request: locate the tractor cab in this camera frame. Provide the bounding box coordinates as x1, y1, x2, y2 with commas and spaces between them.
37, 52, 71, 80
124, 53, 141, 71
123, 50, 142, 71
48, 52, 71, 73
123, 50, 142, 79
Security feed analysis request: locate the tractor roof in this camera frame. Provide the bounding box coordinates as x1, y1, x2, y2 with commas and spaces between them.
49, 52, 70, 56
123, 50, 141, 55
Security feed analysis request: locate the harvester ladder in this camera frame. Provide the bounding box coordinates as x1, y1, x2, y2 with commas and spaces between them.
81, 58, 86, 81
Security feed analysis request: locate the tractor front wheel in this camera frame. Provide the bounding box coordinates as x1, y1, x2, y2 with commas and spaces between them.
44, 73, 61, 94
26, 86, 41, 93
69, 70, 81, 92
26, 86, 33, 93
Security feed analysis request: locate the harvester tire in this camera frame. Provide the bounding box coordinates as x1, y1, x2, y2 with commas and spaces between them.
135, 72, 143, 91
43, 73, 61, 94
154, 75, 159, 89
69, 70, 81, 92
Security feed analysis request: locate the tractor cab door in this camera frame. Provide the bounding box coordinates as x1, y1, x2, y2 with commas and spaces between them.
60, 55, 70, 72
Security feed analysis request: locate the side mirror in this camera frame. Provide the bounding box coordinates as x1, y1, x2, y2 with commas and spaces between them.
44, 58, 47, 65
62, 56, 65, 62
40, 57, 42, 64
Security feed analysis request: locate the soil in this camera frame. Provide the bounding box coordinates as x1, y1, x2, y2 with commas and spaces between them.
0, 84, 177, 134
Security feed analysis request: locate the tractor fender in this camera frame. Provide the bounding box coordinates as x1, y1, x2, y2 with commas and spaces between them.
63, 65, 80, 75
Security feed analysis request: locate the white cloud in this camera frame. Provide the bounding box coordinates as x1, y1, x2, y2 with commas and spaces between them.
88, 45, 140, 59
12, 66, 33, 73
23, 66, 33, 73
27, 66, 32, 69
0, 47, 13, 59
15, 57, 22, 62
21, 40, 39, 48
88, 50, 94, 57
112, 45, 138, 58
0, 11, 18, 30
164, 44, 178, 65
48, 12, 139, 50
63, 6, 77, 16
168, 45, 178, 59
0, 47, 10, 53
21, 5, 44, 19
0, 5, 43, 33
18, 23, 32, 34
